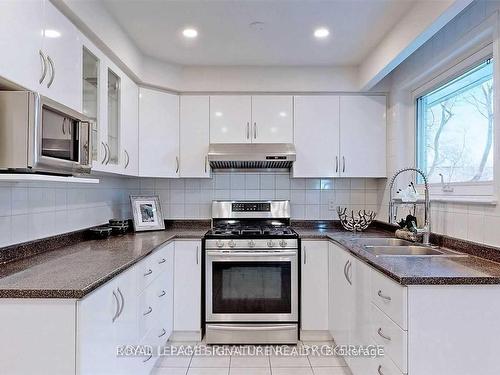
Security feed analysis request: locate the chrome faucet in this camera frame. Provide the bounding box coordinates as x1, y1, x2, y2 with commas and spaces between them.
389, 168, 431, 246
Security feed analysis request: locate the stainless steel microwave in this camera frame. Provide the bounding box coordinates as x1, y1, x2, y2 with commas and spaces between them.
0, 91, 92, 175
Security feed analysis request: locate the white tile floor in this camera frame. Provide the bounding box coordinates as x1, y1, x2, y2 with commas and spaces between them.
150, 341, 352, 375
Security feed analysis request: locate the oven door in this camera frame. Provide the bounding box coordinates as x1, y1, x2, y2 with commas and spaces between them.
31, 95, 92, 174
206, 249, 298, 322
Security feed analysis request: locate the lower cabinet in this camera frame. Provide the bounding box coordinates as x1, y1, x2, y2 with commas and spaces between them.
301, 240, 329, 337
173, 240, 202, 340
77, 241, 175, 375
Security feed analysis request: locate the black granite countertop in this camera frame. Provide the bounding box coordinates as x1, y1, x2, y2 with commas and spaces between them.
0, 227, 208, 299
2, 221, 500, 299
295, 225, 500, 285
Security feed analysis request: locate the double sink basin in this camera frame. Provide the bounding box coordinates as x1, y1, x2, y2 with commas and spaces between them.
356, 237, 467, 258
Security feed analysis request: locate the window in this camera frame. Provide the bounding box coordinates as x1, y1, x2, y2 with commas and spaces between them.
416, 59, 494, 184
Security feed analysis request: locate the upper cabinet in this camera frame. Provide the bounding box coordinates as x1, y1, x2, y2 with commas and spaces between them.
339, 96, 386, 178
0, 0, 82, 112
293, 96, 340, 178
209, 95, 293, 144
180, 96, 210, 178
120, 75, 139, 176
251, 96, 293, 143
139, 88, 179, 178
41, 0, 82, 112
210, 95, 251, 143
0, 0, 44, 91
293, 95, 386, 178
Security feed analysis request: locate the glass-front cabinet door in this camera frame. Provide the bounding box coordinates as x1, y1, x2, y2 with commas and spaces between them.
82, 47, 99, 163
107, 69, 121, 166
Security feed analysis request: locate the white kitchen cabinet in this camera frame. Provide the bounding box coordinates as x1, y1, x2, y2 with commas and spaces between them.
293, 96, 340, 178
173, 240, 202, 339
210, 95, 251, 143
0, 0, 82, 112
301, 240, 329, 336
349, 258, 375, 375
77, 276, 123, 375
0, 0, 44, 91
329, 242, 354, 358
120, 74, 139, 176
180, 96, 210, 177
339, 95, 386, 177
139, 88, 179, 177
251, 95, 293, 143
41, 0, 82, 112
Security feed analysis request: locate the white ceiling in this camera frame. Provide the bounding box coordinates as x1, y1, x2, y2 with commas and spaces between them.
102, 0, 416, 67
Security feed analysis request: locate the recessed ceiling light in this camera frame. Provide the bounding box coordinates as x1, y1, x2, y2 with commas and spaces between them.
43, 29, 61, 38
314, 27, 329, 39
182, 28, 198, 38
215, 111, 223, 117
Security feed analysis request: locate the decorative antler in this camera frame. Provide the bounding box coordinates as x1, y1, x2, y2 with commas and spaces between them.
337, 206, 376, 232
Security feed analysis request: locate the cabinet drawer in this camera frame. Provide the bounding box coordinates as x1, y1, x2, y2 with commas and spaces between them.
138, 286, 159, 340
154, 243, 174, 274
136, 255, 158, 292
370, 303, 407, 373
371, 270, 407, 329
370, 354, 404, 375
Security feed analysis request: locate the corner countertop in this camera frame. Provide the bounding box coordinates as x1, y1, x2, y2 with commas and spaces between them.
2, 222, 500, 299
0, 227, 208, 299
296, 226, 500, 286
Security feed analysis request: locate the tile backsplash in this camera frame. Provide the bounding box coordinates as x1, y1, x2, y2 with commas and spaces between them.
0, 176, 139, 248
0, 172, 385, 248
140, 172, 384, 221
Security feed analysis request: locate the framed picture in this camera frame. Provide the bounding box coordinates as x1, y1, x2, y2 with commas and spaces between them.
130, 195, 165, 232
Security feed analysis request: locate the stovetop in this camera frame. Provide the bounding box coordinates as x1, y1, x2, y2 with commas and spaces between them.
204, 221, 299, 239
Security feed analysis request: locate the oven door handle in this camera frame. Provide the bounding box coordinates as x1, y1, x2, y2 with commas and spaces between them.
206, 251, 297, 257
207, 324, 295, 332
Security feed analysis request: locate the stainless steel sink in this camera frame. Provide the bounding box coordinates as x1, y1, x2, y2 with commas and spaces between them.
364, 245, 467, 257
357, 238, 413, 247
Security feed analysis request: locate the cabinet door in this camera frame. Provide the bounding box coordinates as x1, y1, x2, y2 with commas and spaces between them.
139, 88, 179, 177
42, 0, 82, 112
77, 280, 119, 375
301, 240, 329, 331
173, 241, 201, 332
180, 96, 210, 178
349, 258, 374, 375
120, 75, 139, 176
339, 95, 386, 177
210, 96, 251, 143
0, 0, 43, 91
329, 243, 354, 352
114, 271, 140, 375
251, 95, 293, 143
293, 96, 340, 177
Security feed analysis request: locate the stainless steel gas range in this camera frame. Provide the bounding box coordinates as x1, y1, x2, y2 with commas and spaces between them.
203, 200, 299, 344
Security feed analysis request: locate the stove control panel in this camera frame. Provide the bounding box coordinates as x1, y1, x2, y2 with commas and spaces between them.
205, 238, 298, 250
232, 202, 271, 212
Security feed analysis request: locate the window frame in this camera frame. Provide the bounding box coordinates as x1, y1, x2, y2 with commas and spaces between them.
412, 44, 497, 203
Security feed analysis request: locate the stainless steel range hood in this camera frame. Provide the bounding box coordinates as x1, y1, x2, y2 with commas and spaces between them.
208, 143, 296, 170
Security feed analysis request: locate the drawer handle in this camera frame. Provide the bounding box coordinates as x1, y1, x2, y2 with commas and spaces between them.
144, 269, 153, 276
158, 328, 167, 338
142, 353, 153, 363
143, 306, 153, 316
377, 327, 391, 341
158, 290, 166, 298
378, 290, 392, 301
377, 365, 385, 375
158, 258, 166, 264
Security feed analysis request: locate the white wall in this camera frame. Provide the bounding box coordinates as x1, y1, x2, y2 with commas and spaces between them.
0, 176, 139, 248
380, 0, 500, 246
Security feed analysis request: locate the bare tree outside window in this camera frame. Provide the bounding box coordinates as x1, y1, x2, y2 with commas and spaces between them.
417, 59, 494, 184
